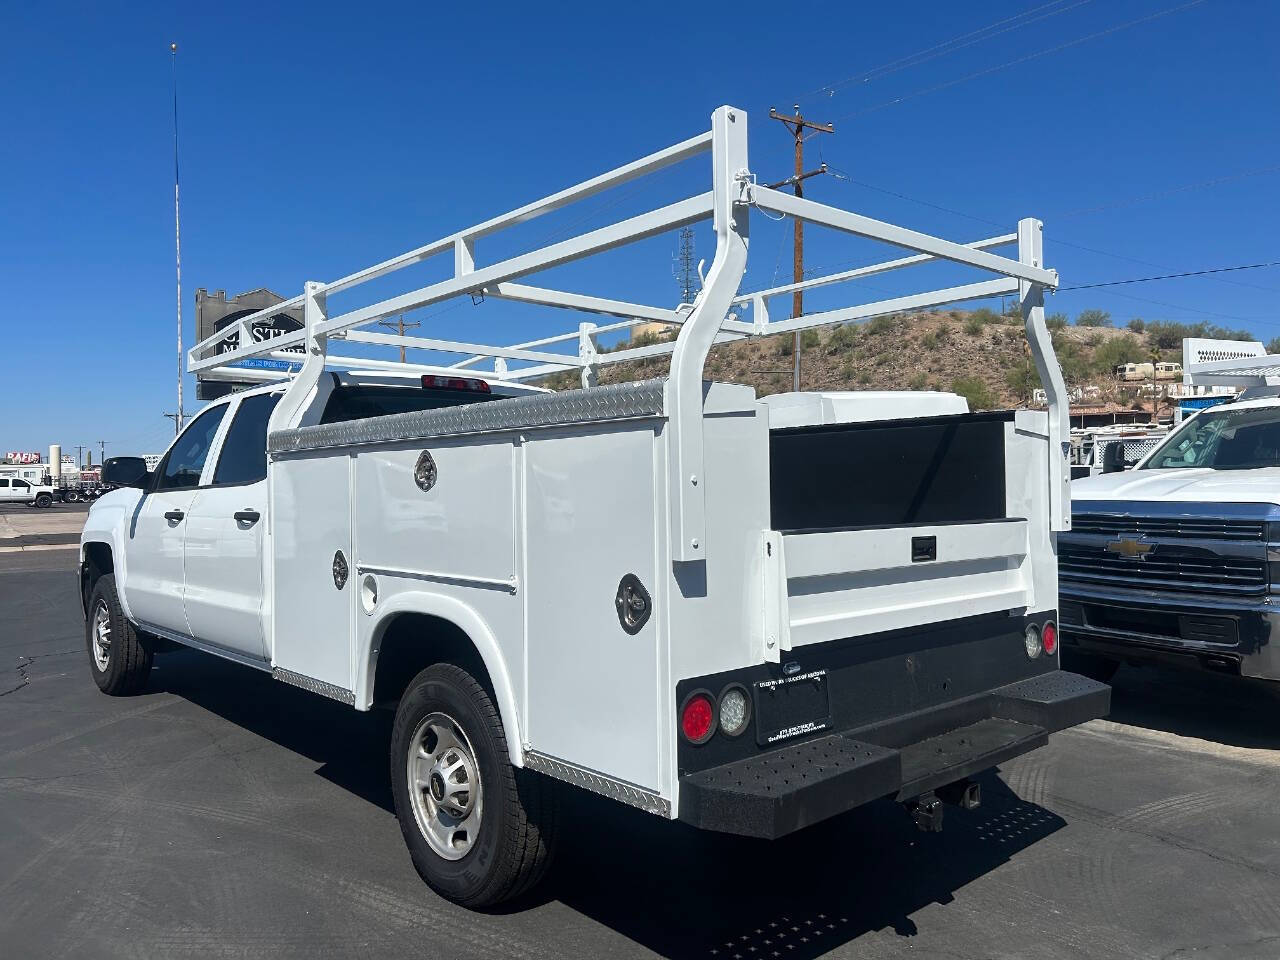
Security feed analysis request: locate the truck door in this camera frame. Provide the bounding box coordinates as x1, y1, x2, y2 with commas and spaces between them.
10, 478, 30, 503
183, 392, 279, 661
124, 404, 229, 635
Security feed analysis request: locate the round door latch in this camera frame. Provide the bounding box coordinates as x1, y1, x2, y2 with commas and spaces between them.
614, 574, 652, 635
332, 550, 349, 590
414, 450, 438, 492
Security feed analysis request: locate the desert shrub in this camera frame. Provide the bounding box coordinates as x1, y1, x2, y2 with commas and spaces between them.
856, 370, 872, 385
1093, 334, 1145, 374
1075, 309, 1112, 327
921, 331, 939, 350
908, 372, 929, 390
801, 329, 820, 350
1127, 317, 1145, 333
827, 324, 857, 352
866, 315, 897, 336
1005, 359, 1040, 401
969, 307, 999, 326
951, 376, 996, 410
963, 316, 985, 337
1046, 312, 1068, 332
776, 336, 793, 357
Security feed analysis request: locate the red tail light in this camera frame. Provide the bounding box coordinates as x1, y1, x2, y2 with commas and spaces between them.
421, 374, 491, 393
680, 691, 716, 744
1042, 621, 1057, 656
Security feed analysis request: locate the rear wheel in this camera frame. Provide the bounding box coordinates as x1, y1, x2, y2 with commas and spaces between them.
390, 663, 558, 908
86, 574, 153, 695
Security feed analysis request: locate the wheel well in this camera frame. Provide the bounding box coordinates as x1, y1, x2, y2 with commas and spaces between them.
372, 613, 496, 709
81, 542, 113, 613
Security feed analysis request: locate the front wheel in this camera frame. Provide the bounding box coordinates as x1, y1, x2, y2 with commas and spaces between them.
35, 493, 52, 508
390, 664, 558, 908
86, 574, 153, 695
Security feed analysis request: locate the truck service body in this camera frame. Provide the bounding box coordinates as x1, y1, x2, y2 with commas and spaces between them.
80, 106, 1107, 906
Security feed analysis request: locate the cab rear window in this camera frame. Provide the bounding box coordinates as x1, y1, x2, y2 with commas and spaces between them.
319, 385, 501, 424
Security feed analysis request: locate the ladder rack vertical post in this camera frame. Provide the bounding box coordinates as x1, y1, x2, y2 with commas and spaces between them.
667, 106, 751, 563
578, 322, 599, 388
270, 281, 330, 434
1018, 218, 1071, 532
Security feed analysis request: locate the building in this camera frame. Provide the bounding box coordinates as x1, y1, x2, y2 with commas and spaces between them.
195, 288, 305, 400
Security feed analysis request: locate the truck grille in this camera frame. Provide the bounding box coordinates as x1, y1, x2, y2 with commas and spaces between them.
1072, 513, 1265, 542
1059, 543, 1267, 596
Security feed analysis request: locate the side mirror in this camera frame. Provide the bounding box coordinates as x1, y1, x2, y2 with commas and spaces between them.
1101, 443, 1129, 474
102, 456, 150, 489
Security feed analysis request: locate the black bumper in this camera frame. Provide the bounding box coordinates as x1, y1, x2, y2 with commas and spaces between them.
677, 670, 1108, 839
1060, 588, 1280, 681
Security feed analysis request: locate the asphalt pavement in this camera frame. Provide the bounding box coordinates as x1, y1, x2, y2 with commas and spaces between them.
2, 542, 1280, 959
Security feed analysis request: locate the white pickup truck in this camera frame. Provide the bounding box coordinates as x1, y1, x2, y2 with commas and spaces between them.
0, 472, 55, 508
1062, 341, 1280, 685
82, 106, 1107, 908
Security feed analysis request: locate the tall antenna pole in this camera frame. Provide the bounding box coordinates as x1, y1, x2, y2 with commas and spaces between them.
171, 42, 184, 434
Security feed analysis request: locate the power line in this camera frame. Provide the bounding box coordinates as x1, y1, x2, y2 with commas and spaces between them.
796, 0, 1094, 102
826, 0, 1207, 123
1059, 261, 1280, 291
1058, 163, 1280, 219
821, 165, 1280, 298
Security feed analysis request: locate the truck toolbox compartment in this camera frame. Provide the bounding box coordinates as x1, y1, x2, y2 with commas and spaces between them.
678, 672, 1108, 839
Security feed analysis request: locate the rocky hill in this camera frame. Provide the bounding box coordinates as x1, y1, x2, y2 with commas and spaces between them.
541, 309, 1247, 411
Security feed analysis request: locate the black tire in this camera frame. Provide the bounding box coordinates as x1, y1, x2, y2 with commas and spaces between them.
390, 663, 558, 908
35, 493, 52, 508
1064, 650, 1121, 684
86, 573, 153, 695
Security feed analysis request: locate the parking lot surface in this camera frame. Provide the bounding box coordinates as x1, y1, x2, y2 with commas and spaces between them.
2, 541, 1280, 959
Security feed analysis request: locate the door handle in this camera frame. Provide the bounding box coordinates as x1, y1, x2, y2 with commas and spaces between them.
233, 510, 261, 524
164, 510, 185, 522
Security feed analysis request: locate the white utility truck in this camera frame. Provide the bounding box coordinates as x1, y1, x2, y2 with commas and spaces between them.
82, 106, 1107, 907
1062, 339, 1280, 685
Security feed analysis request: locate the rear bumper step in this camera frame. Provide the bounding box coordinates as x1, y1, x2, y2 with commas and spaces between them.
677, 670, 1108, 839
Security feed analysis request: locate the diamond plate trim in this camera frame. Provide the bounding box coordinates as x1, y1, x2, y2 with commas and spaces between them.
273, 667, 357, 706
268, 378, 667, 455
523, 750, 670, 817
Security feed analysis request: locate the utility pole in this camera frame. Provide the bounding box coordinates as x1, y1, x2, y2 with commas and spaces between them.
163, 411, 186, 433
98, 441, 108, 465
171, 42, 184, 435
674, 227, 697, 305
74, 444, 86, 469
769, 106, 833, 391
377, 313, 420, 363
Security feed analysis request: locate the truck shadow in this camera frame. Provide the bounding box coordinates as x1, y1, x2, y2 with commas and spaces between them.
151, 649, 1066, 958
544, 775, 1062, 959
1102, 663, 1280, 750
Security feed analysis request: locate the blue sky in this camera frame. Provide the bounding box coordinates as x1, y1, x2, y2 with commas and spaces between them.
2, 0, 1277, 457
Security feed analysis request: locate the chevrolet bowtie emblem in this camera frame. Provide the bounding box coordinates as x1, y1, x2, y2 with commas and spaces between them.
1105, 537, 1154, 559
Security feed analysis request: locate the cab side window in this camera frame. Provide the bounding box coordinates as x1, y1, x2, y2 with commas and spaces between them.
155, 405, 228, 491
213, 393, 281, 486
12, 479, 29, 490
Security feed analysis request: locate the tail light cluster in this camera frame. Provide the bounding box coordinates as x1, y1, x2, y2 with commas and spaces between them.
1024, 620, 1057, 659
421, 374, 491, 393
680, 685, 751, 744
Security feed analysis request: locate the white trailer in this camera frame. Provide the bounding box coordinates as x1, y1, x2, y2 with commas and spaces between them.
81, 106, 1107, 907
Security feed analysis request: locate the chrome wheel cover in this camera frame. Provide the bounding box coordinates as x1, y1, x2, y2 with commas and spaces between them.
406, 712, 483, 861
91, 599, 112, 672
